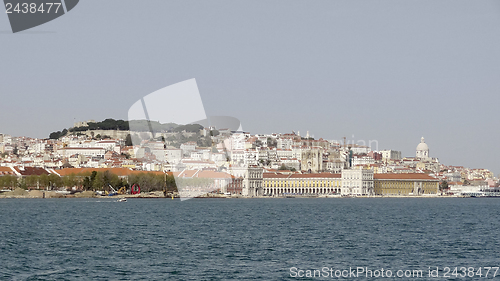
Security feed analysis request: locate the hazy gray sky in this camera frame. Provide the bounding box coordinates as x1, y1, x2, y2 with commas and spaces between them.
1, 0, 499, 175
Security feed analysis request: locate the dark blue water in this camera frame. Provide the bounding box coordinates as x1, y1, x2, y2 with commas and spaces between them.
1, 198, 500, 280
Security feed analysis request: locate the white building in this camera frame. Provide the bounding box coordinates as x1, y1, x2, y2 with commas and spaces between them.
243, 149, 258, 166
276, 149, 293, 159
341, 169, 374, 196
165, 148, 182, 164
416, 137, 429, 159
180, 142, 197, 156
223, 132, 246, 151
59, 147, 106, 158
352, 155, 375, 166
278, 158, 300, 171
380, 150, 402, 161
95, 140, 120, 152
230, 165, 263, 197
349, 144, 371, 154
277, 137, 293, 150
324, 159, 345, 173
229, 150, 245, 164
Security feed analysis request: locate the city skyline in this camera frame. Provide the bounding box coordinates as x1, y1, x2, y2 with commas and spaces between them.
1, 0, 500, 175
0, 119, 493, 176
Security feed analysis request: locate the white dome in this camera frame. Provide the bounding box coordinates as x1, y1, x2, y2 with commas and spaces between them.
416, 137, 429, 151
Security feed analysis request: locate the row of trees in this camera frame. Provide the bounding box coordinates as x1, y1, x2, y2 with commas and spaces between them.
0, 174, 63, 189
172, 124, 203, 133
0, 171, 178, 192
50, 119, 206, 140
70, 118, 130, 132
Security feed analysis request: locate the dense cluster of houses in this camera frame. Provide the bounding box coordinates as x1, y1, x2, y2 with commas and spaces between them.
0, 129, 498, 196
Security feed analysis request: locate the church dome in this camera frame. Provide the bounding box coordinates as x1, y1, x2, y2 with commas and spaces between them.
416, 137, 429, 151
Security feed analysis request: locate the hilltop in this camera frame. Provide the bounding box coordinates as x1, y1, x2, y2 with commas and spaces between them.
49, 119, 202, 140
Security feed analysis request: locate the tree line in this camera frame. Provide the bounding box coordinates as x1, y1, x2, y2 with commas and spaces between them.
70, 119, 130, 132
49, 119, 205, 139
0, 171, 178, 193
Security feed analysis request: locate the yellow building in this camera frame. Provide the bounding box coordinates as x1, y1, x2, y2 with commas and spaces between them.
373, 173, 439, 195
263, 172, 341, 196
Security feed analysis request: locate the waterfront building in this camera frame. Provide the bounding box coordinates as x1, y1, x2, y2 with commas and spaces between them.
230, 165, 263, 197
262, 172, 341, 196
373, 173, 439, 195
341, 169, 374, 196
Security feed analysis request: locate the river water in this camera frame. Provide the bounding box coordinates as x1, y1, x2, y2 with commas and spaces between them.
1, 198, 499, 280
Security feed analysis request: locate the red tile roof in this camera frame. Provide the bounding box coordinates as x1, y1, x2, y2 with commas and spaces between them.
374, 173, 438, 181
54, 167, 164, 177
13, 167, 50, 176
263, 172, 340, 179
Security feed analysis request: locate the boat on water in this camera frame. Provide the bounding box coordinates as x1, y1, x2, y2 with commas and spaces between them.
117, 198, 127, 202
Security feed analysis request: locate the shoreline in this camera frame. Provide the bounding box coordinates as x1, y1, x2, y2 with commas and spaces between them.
0, 190, 478, 199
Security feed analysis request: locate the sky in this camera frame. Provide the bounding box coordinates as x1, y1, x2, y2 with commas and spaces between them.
1, 0, 499, 175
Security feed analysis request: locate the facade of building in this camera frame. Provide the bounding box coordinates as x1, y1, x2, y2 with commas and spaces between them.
341, 169, 374, 195
373, 173, 439, 195
380, 150, 402, 161
263, 172, 341, 196
301, 148, 323, 173
59, 147, 106, 158
230, 165, 263, 197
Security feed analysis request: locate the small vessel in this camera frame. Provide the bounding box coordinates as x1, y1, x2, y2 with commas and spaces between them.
117, 198, 127, 202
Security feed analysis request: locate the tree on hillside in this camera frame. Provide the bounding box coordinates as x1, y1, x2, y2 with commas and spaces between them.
209, 130, 219, 137
70, 119, 130, 132
49, 129, 68, 139
173, 124, 203, 133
